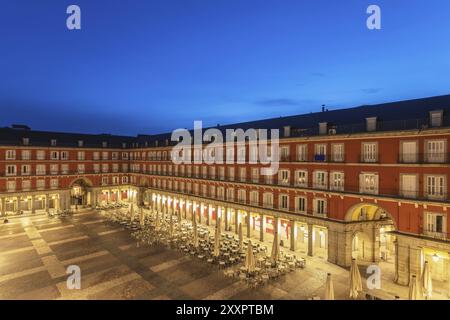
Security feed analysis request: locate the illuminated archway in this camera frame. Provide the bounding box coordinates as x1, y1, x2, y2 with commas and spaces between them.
70, 178, 92, 207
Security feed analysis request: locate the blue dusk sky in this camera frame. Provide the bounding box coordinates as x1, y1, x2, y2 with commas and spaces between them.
0, 0, 449, 136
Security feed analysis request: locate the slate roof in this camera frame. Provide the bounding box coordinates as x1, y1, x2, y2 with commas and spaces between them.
1, 94, 450, 148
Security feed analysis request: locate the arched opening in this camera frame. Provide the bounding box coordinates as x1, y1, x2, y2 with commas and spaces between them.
70, 178, 92, 208
346, 203, 397, 279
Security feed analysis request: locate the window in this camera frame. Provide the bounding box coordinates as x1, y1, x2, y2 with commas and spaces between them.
366, 117, 377, 132
217, 187, 225, 200
313, 171, 328, 189
7, 181, 16, 191
426, 140, 446, 163
237, 189, 246, 203
424, 212, 447, 239
36, 179, 45, 189
36, 164, 46, 175
319, 122, 328, 135
77, 164, 85, 174
250, 191, 259, 206
314, 144, 327, 162
313, 198, 327, 216
237, 146, 246, 163
61, 151, 69, 160
330, 171, 344, 191
61, 164, 69, 174
112, 152, 118, 160
78, 140, 84, 147
226, 147, 234, 163
102, 152, 108, 160
6, 150, 16, 160
50, 151, 59, 160
226, 188, 235, 201
37, 150, 45, 160
112, 176, 119, 185
295, 196, 306, 213
430, 110, 443, 127
331, 144, 344, 162
6, 165, 17, 176
401, 141, 418, 163
279, 194, 289, 211
50, 179, 58, 188
102, 141, 107, 148
280, 146, 290, 161
295, 170, 308, 187
263, 193, 273, 208
228, 167, 235, 181
102, 164, 109, 173
122, 176, 128, 184
50, 164, 58, 175
21, 150, 31, 160
102, 176, 108, 185
359, 173, 379, 195
249, 145, 258, 163
278, 169, 290, 186
22, 138, 30, 146
77, 151, 85, 161
22, 180, 31, 190
425, 175, 446, 200
400, 174, 418, 198
21, 164, 30, 175
264, 174, 273, 185
239, 167, 246, 182
251, 168, 259, 183
51, 139, 57, 146
296, 144, 307, 162
122, 152, 129, 160
93, 152, 100, 160
362, 143, 377, 162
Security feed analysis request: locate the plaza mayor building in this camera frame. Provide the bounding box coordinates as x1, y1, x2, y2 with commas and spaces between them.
1, 94, 450, 292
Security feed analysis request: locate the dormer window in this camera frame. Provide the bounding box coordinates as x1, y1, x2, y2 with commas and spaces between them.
430, 110, 443, 127
122, 142, 126, 148
319, 122, 328, 135
283, 126, 291, 138
22, 138, 29, 146
366, 117, 377, 132
50, 139, 57, 146
165, 139, 169, 146
102, 141, 107, 148
155, 140, 159, 147
78, 140, 84, 147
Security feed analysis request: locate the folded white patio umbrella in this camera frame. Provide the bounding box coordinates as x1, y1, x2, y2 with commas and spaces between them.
409, 275, 420, 300
270, 227, 280, 265
213, 226, 220, 257
325, 273, 335, 300
422, 261, 433, 299
140, 207, 145, 227
245, 240, 256, 273
155, 210, 160, 230
349, 258, 363, 299
238, 223, 243, 251
193, 223, 199, 248
130, 203, 135, 222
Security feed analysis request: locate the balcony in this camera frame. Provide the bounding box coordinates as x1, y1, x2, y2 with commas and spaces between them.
423, 230, 448, 240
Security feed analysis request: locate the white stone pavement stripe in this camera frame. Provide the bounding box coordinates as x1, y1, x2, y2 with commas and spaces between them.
149, 256, 190, 273
97, 229, 123, 236
41, 255, 67, 279
0, 265, 48, 283
203, 281, 246, 300
56, 272, 143, 299
48, 235, 89, 246
31, 239, 53, 255
0, 245, 35, 256
61, 250, 110, 265
73, 211, 96, 217
0, 232, 27, 240
118, 244, 134, 251
82, 219, 106, 225
38, 225, 75, 233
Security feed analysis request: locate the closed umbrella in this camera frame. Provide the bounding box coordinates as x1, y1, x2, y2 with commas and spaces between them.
349, 258, 363, 299
325, 273, 335, 300
238, 223, 243, 251
245, 240, 256, 273
409, 275, 420, 300
422, 261, 433, 299
193, 223, 199, 248
213, 227, 220, 257
169, 213, 174, 237
270, 227, 280, 265
177, 208, 182, 230
155, 210, 160, 230
130, 203, 135, 222
139, 207, 145, 227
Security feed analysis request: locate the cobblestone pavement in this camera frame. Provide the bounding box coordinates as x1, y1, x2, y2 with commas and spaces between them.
0, 210, 448, 300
